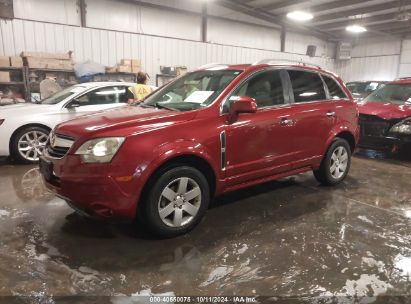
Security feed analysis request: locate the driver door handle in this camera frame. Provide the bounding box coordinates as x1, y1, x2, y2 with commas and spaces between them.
280, 117, 294, 126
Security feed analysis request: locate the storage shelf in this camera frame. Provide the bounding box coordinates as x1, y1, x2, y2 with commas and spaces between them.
29, 68, 74, 73
0, 66, 24, 71
0, 81, 25, 85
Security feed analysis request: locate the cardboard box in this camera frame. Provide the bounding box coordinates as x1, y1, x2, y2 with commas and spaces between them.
117, 65, 132, 73
26, 57, 73, 70
132, 66, 140, 73
0, 71, 11, 82
131, 59, 141, 67
0, 56, 10, 67
176, 66, 188, 76
121, 59, 132, 66
10, 56, 23, 67
21, 51, 72, 60
106, 66, 117, 73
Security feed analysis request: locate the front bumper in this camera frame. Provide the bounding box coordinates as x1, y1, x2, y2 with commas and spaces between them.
40, 154, 143, 220
358, 134, 411, 151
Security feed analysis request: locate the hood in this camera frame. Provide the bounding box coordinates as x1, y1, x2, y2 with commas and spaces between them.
358, 101, 411, 120
55, 105, 197, 138
0, 103, 53, 116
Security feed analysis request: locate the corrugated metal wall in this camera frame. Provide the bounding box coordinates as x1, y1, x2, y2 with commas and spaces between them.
399, 39, 411, 78
6, 0, 411, 84
0, 18, 335, 85
334, 37, 403, 82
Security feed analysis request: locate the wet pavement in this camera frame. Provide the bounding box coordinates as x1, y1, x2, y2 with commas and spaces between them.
0, 153, 410, 303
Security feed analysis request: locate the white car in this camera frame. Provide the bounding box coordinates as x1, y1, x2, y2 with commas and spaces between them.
0, 82, 138, 164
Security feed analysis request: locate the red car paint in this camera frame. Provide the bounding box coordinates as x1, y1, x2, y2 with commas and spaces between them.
358, 101, 411, 120
41, 64, 359, 220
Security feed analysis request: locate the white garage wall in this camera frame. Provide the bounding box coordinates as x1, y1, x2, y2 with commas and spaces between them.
86, 0, 202, 41
13, 0, 80, 26
334, 37, 402, 82
0, 0, 337, 86
0, 18, 334, 85
285, 31, 335, 58
399, 39, 411, 78
207, 18, 281, 51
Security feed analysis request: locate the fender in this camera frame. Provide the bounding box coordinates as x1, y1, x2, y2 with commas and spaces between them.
137, 139, 221, 193
324, 122, 357, 155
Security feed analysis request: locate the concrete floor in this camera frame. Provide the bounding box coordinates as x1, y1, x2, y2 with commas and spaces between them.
0, 152, 410, 303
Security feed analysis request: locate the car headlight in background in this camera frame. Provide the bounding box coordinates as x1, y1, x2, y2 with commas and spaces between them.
389, 118, 411, 135
75, 137, 125, 163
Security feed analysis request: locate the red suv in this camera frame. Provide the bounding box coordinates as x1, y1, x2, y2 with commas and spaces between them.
40, 62, 359, 237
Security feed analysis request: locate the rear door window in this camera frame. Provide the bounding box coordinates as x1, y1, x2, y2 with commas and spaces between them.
288, 70, 327, 103
77, 86, 128, 106
322, 75, 348, 99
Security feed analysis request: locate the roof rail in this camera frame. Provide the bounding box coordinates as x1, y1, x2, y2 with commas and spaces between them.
197, 63, 229, 70
253, 59, 322, 70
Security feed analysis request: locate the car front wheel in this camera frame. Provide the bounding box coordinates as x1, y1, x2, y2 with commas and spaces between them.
314, 138, 351, 186
142, 166, 210, 237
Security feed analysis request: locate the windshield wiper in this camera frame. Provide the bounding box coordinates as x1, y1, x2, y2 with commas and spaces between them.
154, 103, 178, 111
139, 102, 178, 111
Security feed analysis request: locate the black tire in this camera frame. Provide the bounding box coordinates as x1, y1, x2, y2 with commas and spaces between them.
313, 138, 351, 186
141, 166, 210, 238
10, 126, 50, 164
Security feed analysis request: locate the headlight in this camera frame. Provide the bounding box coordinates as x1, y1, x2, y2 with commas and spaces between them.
75, 137, 125, 163
389, 118, 411, 135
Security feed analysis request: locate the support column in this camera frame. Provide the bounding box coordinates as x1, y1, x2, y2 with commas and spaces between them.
201, 2, 207, 43
79, 0, 87, 27
281, 26, 286, 52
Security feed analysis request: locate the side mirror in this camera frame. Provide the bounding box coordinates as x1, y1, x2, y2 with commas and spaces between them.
66, 99, 81, 109
229, 96, 257, 120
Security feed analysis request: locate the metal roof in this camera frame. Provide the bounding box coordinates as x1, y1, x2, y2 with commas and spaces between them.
215, 0, 411, 40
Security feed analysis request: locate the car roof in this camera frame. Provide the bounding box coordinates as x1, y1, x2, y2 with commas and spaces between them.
72, 81, 135, 88
390, 77, 411, 85
347, 81, 387, 84
199, 63, 336, 77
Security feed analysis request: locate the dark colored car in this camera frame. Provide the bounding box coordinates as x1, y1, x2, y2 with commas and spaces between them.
346, 81, 387, 101
357, 78, 411, 152
39, 62, 359, 237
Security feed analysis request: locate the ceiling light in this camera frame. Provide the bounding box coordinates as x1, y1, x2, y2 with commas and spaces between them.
346, 24, 367, 33
287, 11, 313, 22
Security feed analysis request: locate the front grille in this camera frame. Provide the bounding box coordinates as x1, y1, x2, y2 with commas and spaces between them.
46, 133, 75, 159
359, 114, 392, 137
47, 145, 70, 158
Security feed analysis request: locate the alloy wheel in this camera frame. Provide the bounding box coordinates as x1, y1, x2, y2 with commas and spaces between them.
158, 177, 202, 227
330, 146, 348, 179
17, 131, 49, 162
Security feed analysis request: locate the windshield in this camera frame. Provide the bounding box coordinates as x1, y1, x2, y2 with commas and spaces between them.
41, 86, 86, 105
143, 69, 243, 111
346, 82, 382, 98
363, 84, 411, 105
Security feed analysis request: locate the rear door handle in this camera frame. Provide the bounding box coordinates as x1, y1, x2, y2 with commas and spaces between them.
326, 111, 336, 117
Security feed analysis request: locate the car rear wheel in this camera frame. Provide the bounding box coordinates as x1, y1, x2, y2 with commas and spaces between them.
313, 138, 351, 186
141, 166, 210, 238
11, 126, 49, 164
